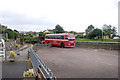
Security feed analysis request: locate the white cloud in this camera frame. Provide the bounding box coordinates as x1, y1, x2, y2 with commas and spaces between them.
0, 10, 56, 31
0, 0, 119, 32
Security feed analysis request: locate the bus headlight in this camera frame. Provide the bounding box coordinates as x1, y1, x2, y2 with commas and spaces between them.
68, 44, 70, 45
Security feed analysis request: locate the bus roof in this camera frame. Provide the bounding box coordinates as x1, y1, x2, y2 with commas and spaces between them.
45, 33, 75, 37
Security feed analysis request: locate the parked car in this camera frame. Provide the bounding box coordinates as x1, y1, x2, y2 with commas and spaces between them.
113, 37, 120, 39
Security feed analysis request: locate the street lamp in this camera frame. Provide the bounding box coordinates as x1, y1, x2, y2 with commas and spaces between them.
102, 26, 103, 42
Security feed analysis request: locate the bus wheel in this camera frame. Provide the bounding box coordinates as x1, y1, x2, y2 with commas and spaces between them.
48, 42, 52, 47
61, 43, 64, 48
47, 42, 50, 46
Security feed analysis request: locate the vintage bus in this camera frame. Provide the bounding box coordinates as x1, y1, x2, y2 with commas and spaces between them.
45, 33, 75, 47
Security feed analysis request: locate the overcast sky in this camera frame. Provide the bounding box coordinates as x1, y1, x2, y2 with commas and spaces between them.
0, 0, 119, 32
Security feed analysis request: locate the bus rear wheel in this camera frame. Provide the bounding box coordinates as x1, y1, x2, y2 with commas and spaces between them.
60, 43, 64, 48
48, 42, 52, 47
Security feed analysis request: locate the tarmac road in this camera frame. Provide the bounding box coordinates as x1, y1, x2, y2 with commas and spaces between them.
36, 47, 118, 78
2, 61, 28, 78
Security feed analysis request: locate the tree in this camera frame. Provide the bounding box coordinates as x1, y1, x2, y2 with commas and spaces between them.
4, 29, 19, 39
14, 31, 19, 40
85, 25, 94, 35
14, 29, 19, 34
4, 29, 15, 39
92, 28, 102, 39
87, 28, 102, 39
76, 34, 83, 38
87, 31, 94, 39
69, 31, 77, 34
39, 31, 46, 41
103, 24, 117, 38
54, 24, 64, 33
111, 26, 117, 38
44, 32, 53, 34
0, 24, 7, 34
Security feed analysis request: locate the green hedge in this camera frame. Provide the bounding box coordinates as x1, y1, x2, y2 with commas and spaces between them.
24, 37, 40, 42
75, 38, 120, 42
13, 42, 20, 47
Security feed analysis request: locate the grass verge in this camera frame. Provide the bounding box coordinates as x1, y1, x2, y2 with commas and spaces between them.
75, 38, 120, 42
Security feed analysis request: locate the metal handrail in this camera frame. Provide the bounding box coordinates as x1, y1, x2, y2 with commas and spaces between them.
30, 48, 56, 80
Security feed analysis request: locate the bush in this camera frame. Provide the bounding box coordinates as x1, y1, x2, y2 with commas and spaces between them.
13, 42, 20, 47
24, 37, 40, 43
24, 71, 34, 77
1, 37, 10, 42
10, 51, 16, 58
25, 40, 30, 43
6, 39, 10, 42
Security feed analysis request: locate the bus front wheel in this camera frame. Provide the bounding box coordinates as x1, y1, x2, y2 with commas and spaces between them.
61, 43, 64, 48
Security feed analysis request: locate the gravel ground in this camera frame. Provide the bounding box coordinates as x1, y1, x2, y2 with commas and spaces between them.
6, 44, 33, 61
36, 47, 118, 78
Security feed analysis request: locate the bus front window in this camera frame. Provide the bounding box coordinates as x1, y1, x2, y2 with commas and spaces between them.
68, 39, 75, 41
68, 37, 75, 41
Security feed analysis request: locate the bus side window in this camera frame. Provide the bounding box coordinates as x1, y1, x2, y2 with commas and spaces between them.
65, 36, 68, 39
46, 36, 48, 39
54, 36, 57, 39
51, 36, 53, 39
61, 36, 64, 39
48, 36, 50, 39
58, 36, 61, 39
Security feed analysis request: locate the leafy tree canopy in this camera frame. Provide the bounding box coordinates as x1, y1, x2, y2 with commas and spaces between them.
0, 24, 7, 34
14, 29, 19, 34
87, 28, 102, 39
54, 24, 65, 33
39, 31, 44, 36
85, 25, 94, 35
103, 24, 117, 38
4, 29, 19, 39
69, 31, 77, 34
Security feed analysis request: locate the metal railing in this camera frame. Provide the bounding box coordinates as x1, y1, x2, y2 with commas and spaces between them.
29, 48, 56, 80
0, 39, 6, 60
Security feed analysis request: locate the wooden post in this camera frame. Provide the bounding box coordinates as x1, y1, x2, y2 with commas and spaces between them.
28, 50, 30, 60
22, 32, 24, 45
37, 66, 47, 80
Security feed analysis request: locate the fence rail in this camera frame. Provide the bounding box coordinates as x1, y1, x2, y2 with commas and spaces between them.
29, 48, 56, 80
0, 39, 6, 60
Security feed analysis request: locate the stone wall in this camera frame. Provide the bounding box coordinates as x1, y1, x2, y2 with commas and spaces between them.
75, 41, 120, 50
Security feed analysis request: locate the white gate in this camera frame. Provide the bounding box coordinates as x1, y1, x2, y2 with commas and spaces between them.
0, 39, 5, 60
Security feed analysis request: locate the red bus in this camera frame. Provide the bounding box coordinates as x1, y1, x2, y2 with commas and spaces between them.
45, 33, 75, 47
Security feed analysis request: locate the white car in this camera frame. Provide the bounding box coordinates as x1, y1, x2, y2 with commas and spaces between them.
113, 37, 120, 39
